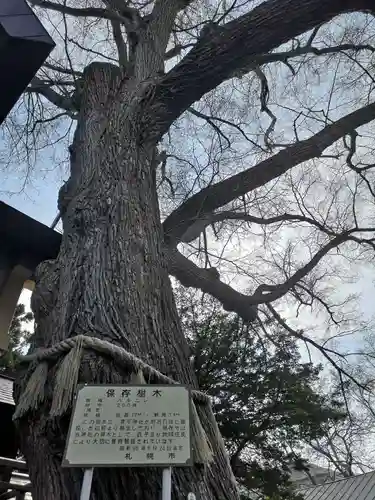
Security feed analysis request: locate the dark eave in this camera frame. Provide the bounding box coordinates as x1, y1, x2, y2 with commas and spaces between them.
0, 201, 61, 271
0, 0, 55, 124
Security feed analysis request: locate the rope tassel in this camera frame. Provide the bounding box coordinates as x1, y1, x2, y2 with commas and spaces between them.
50, 336, 83, 417
13, 361, 49, 420
191, 401, 213, 464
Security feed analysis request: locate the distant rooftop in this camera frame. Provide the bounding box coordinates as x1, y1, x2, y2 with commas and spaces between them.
0, 373, 14, 406
300, 470, 375, 500
290, 463, 342, 486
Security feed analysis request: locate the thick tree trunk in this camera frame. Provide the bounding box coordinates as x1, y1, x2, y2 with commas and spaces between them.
15, 63, 238, 499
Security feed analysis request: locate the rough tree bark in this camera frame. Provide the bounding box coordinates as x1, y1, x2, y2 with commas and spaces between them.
16, 62, 238, 499
14, 0, 375, 498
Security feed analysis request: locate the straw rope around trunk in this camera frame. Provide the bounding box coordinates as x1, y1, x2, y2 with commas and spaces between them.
14, 334, 215, 464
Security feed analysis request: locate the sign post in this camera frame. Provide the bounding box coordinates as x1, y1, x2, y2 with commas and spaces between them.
63, 384, 192, 499
80, 468, 94, 500
162, 467, 172, 500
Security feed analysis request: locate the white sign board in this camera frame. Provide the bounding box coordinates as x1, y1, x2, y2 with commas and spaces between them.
62, 384, 192, 467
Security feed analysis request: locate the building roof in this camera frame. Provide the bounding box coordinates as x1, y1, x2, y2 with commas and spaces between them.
300, 470, 375, 500
290, 464, 342, 486
0, 374, 14, 405
0, 201, 61, 271
9, 472, 32, 500
0, 0, 55, 124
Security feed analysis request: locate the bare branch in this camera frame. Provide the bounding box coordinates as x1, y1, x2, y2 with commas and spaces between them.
163, 101, 375, 243
150, 0, 375, 138
344, 132, 375, 200
306, 24, 322, 46
187, 107, 263, 150
150, 0, 196, 55
67, 36, 118, 63
266, 304, 366, 390
166, 247, 258, 322
110, 20, 128, 68
295, 283, 341, 326
254, 66, 276, 150
168, 225, 372, 322
25, 77, 76, 114
101, 0, 139, 19
29, 0, 131, 23
165, 43, 195, 60
43, 62, 82, 77
157, 151, 175, 196
30, 111, 74, 134
252, 232, 354, 303
188, 107, 231, 151
256, 42, 375, 68
180, 210, 334, 243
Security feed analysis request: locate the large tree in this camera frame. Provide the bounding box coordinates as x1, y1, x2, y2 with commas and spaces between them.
8, 0, 375, 499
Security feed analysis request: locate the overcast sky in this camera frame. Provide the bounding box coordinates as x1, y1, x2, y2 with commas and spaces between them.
1, 4, 374, 375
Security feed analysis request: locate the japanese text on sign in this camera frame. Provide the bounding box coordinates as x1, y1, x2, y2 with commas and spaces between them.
63, 385, 192, 467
